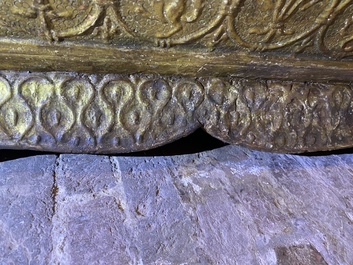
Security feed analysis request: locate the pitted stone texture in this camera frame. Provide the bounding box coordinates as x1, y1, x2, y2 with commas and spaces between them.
2, 146, 353, 264
0, 155, 56, 265
166, 147, 353, 265
275, 245, 328, 265
50, 155, 136, 264
116, 156, 200, 264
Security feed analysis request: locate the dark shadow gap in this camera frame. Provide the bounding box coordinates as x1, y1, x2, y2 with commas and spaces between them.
0, 149, 55, 163
298, 147, 353, 157
2, 129, 353, 162
0, 129, 228, 162
124, 129, 229, 157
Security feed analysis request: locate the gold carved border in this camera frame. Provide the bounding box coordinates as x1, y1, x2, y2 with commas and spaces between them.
0, 71, 351, 154
1, 1, 353, 153
1, 40, 353, 83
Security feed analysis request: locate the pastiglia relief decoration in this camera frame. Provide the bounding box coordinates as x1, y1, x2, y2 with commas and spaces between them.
0, 71, 353, 154
0, 0, 353, 56
0, 1, 353, 153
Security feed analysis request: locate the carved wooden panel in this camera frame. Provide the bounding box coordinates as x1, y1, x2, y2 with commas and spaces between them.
0, 0, 352, 57
0, 1, 353, 153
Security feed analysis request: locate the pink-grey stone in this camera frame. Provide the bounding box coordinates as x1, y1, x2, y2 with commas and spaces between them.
0, 155, 56, 265
1, 145, 353, 264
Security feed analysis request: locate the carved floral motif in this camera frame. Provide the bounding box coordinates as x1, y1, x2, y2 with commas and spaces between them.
1, 0, 353, 57
1, 2, 353, 153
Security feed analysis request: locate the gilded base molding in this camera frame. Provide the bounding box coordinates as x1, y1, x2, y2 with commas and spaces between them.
0, 71, 351, 154
1, 0, 353, 153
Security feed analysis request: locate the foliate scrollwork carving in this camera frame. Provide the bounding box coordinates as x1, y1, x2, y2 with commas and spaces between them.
0, 71, 352, 153
1, 0, 353, 58
2, 1, 353, 153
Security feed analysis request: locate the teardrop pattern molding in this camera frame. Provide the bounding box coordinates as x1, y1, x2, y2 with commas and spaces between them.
0, 71, 351, 153
1, 1, 353, 153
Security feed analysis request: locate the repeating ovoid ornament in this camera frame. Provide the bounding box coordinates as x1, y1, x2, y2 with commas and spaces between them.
0, 0, 352, 153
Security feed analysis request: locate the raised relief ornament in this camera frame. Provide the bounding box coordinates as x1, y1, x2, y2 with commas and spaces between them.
0, 0, 352, 153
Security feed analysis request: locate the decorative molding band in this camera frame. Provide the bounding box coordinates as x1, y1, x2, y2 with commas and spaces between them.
1, 0, 353, 58
0, 71, 351, 153
1, 1, 353, 153
0, 1, 353, 82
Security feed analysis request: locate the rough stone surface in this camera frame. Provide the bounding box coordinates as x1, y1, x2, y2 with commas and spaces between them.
0, 155, 56, 265
1, 146, 353, 264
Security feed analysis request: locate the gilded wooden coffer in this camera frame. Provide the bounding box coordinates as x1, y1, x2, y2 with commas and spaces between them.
0, 0, 352, 153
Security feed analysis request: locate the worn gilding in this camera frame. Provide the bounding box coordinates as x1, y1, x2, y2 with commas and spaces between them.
0, 0, 353, 153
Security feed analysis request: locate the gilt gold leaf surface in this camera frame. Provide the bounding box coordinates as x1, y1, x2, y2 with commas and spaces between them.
0, 0, 353, 153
